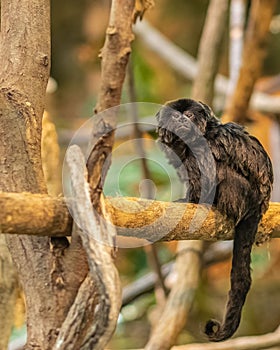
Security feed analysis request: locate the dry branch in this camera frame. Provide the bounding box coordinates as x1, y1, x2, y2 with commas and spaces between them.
42, 112, 62, 196
225, 0, 277, 122
0, 0, 50, 121
0, 193, 72, 236
129, 325, 280, 350
54, 145, 121, 350
57, 0, 136, 348
134, 20, 280, 114
0, 0, 136, 347
1, 193, 280, 241
87, 0, 135, 200
192, 0, 229, 105
95, 1, 135, 114
171, 325, 280, 350
0, 0, 60, 347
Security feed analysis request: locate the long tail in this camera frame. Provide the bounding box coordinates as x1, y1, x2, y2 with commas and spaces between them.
204, 214, 259, 342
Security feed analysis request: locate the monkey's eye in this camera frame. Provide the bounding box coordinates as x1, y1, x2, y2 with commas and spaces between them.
170, 112, 181, 120
183, 111, 194, 120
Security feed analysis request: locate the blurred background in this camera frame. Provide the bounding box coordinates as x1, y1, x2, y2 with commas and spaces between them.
10, 0, 280, 349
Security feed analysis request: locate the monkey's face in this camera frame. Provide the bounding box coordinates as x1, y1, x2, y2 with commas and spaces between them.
156, 98, 217, 145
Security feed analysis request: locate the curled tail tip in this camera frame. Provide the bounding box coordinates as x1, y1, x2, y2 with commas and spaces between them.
205, 319, 229, 342
205, 319, 221, 341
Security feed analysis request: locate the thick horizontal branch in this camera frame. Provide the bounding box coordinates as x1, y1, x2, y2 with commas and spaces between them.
0, 192, 279, 241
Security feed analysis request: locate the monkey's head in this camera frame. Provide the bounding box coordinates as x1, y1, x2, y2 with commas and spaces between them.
156, 98, 219, 145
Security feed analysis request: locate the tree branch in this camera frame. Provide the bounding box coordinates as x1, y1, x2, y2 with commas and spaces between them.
61, 0, 136, 347
54, 145, 121, 350
1, 192, 279, 241
192, 0, 229, 105
171, 325, 280, 350
42, 112, 62, 196
0, 0, 50, 121
87, 0, 135, 201
0, 0, 60, 347
134, 20, 280, 114
225, 0, 277, 122
132, 325, 280, 350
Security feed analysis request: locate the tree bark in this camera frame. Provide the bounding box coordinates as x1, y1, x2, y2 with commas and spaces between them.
72, 0, 136, 347
0, 235, 19, 349
0, 0, 60, 348
54, 145, 121, 350
87, 0, 135, 200
0, 0, 135, 345
1, 193, 280, 241
0, 0, 88, 348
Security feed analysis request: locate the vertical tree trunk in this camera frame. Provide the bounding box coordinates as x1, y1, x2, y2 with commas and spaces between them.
0, 0, 67, 348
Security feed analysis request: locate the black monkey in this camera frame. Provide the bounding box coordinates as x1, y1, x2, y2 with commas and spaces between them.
156, 98, 273, 342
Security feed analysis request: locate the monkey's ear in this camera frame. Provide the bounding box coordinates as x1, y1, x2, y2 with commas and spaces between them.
198, 101, 215, 119
199, 101, 213, 116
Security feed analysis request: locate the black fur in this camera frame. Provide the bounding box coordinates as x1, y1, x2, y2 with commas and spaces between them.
156, 98, 273, 342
